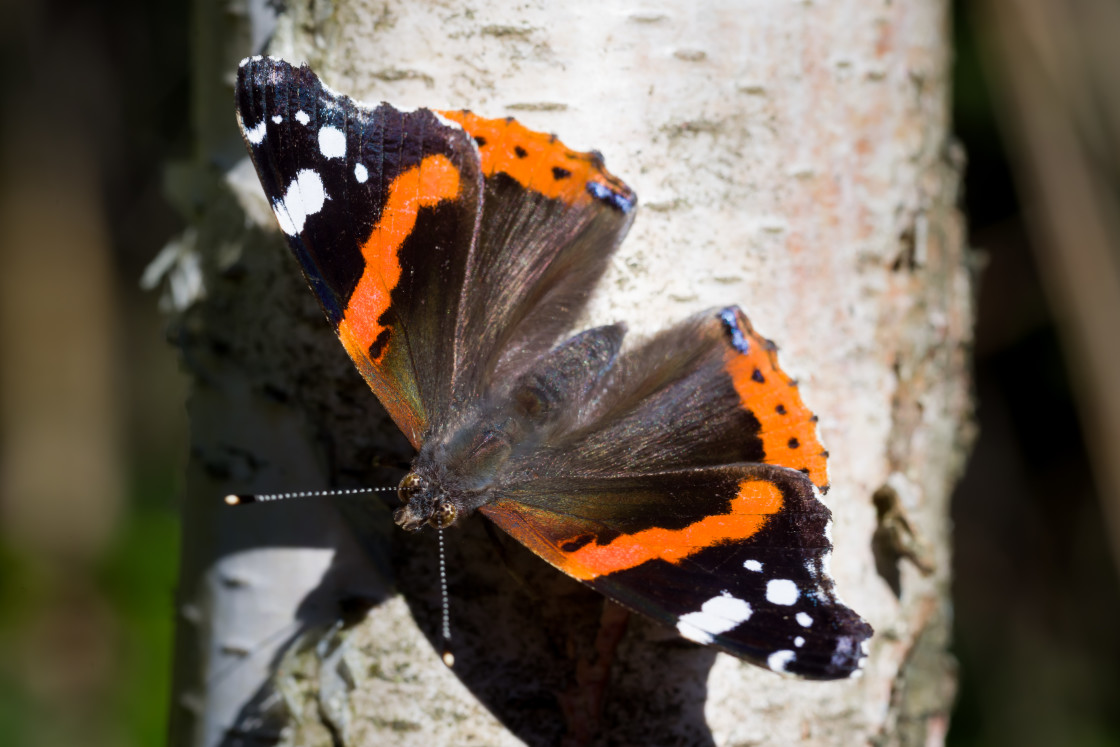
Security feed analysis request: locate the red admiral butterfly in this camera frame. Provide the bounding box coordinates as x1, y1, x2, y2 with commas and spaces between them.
234, 56, 872, 680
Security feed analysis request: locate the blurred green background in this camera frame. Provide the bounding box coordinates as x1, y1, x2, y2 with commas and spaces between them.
1, 1, 1118, 745
0, 1, 187, 745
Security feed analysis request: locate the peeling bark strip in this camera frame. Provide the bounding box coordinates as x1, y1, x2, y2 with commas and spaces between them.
169, 1, 969, 745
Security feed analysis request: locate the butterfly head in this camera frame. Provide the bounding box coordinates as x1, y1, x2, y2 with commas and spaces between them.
394, 471, 459, 531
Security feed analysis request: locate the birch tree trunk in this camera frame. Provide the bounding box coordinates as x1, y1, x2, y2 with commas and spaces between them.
166, 1, 970, 745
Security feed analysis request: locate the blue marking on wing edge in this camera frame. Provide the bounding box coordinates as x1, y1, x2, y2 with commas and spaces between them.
586, 181, 635, 214
719, 307, 750, 354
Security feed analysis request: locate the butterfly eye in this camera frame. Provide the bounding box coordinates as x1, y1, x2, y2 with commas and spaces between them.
398, 472, 425, 503
430, 503, 457, 529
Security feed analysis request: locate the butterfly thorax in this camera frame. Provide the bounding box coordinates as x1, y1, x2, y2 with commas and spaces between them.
393, 324, 626, 531
393, 419, 517, 531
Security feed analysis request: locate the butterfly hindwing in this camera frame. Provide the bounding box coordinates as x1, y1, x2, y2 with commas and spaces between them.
436, 111, 636, 417
514, 305, 829, 488
236, 57, 484, 446
481, 306, 869, 678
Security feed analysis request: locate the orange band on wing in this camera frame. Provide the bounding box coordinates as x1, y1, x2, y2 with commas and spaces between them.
561, 479, 784, 581
337, 154, 461, 362
439, 110, 625, 207
723, 322, 829, 489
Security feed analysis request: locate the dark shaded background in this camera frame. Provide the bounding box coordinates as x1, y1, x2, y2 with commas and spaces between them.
0, 1, 1117, 745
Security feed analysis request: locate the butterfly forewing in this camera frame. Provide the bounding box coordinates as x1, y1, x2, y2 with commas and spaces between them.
236, 57, 483, 446
484, 461, 868, 679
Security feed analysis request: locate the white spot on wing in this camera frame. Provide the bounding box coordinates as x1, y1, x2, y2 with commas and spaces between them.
768, 649, 796, 673
676, 620, 714, 644
766, 579, 799, 606
244, 119, 267, 145
354, 163, 369, 183
318, 126, 346, 159
676, 592, 752, 643
295, 110, 310, 126
271, 201, 297, 236
744, 559, 763, 572
271, 169, 327, 236
796, 612, 813, 627
271, 114, 282, 124
794, 636, 805, 647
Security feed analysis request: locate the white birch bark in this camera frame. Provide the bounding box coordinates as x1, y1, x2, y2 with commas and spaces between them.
166, 1, 970, 745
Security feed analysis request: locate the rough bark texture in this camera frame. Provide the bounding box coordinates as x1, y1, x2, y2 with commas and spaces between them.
166, 1, 970, 745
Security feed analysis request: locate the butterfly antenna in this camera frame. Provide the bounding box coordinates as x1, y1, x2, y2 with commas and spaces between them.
222, 487, 460, 665
438, 527, 454, 667
224, 487, 397, 505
